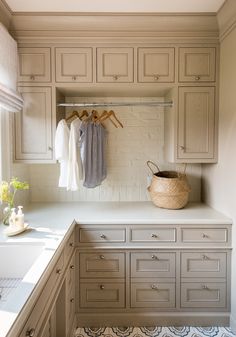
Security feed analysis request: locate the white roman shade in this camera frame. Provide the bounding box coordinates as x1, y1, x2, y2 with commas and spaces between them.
0, 23, 23, 112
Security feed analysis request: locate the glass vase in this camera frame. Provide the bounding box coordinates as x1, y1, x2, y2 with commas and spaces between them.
2, 205, 12, 226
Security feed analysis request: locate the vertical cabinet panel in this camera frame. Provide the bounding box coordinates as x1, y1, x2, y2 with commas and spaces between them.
179, 47, 216, 82
18, 47, 51, 83
178, 87, 215, 160
138, 47, 175, 82
15, 87, 53, 161
55, 48, 93, 82
97, 48, 134, 82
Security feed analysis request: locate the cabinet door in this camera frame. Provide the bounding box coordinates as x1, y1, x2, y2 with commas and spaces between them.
97, 48, 133, 82
178, 87, 215, 160
179, 48, 216, 82
15, 87, 53, 162
55, 48, 92, 83
138, 48, 175, 82
18, 47, 51, 83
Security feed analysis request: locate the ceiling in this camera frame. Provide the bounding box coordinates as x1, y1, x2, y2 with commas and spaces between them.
4, 0, 226, 13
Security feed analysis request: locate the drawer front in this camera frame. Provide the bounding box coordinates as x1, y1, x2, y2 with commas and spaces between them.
79, 228, 126, 243
179, 47, 216, 82
66, 254, 75, 293
181, 228, 228, 244
55, 47, 93, 83
131, 252, 175, 278
19, 253, 64, 337
138, 47, 175, 83
181, 252, 227, 278
80, 252, 125, 278
80, 281, 125, 308
66, 286, 76, 333
131, 281, 175, 308
97, 47, 134, 83
181, 282, 226, 308
130, 228, 176, 243
18, 47, 51, 82
64, 231, 75, 266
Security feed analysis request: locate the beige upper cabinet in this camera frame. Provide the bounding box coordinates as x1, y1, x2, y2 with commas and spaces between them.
178, 86, 215, 161
18, 47, 51, 83
138, 47, 175, 83
15, 87, 53, 162
55, 47, 93, 83
179, 47, 216, 82
96, 47, 134, 83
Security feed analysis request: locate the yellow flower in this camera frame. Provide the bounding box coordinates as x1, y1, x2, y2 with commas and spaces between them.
0, 177, 29, 207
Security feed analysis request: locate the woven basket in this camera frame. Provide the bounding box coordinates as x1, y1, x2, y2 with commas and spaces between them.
147, 161, 191, 210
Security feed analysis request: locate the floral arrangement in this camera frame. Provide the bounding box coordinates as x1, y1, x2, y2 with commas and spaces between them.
0, 177, 29, 225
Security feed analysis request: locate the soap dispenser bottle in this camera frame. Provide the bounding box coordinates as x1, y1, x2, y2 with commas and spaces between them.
17, 206, 24, 228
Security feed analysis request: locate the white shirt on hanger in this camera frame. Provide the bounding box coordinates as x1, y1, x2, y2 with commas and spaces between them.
55, 119, 70, 187
67, 117, 83, 191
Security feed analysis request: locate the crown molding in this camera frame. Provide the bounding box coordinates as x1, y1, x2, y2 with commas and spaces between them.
0, 0, 12, 29
217, 0, 236, 41
9, 13, 219, 41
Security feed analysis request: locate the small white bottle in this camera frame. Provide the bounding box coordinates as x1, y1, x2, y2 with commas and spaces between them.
9, 208, 17, 228
16, 206, 24, 228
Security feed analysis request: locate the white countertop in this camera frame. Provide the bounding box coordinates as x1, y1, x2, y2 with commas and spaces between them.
0, 202, 232, 337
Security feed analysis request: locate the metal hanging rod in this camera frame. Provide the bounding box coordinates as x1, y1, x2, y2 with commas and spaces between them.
57, 101, 173, 108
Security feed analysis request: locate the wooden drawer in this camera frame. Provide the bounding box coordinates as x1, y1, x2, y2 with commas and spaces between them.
181, 282, 226, 308
64, 231, 75, 267
66, 254, 75, 293
55, 47, 93, 83
181, 228, 228, 244
80, 252, 125, 278
131, 252, 175, 278
130, 228, 176, 243
79, 228, 126, 243
97, 47, 134, 83
18, 253, 64, 337
181, 252, 227, 278
66, 286, 76, 334
138, 47, 175, 82
131, 280, 175, 308
80, 280, 125, 308
179, 47, 216, 82
18, 47, 51, 82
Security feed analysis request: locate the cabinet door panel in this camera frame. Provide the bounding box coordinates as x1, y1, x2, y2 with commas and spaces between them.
181, 282, 226, 308
178, 87, 215, 160
138, 48, 175, 82
131, 252, 175, 278
179, 47, 216, 82
131, 281, 175, 308
56, 48, 92, 82
97, 48, 133, 82
15, 87, 53, 161
18, 47, 51, 82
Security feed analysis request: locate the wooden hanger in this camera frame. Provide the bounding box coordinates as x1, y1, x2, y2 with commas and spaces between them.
79, 110, 89, 120
95, 110, 118, 128
99, 110, 123, 128
65, 110, 80, 122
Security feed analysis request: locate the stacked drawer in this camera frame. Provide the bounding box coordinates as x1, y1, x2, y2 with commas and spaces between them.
130, 252, 176, 308
65, 254, 76, 336
79, 252, 125, 308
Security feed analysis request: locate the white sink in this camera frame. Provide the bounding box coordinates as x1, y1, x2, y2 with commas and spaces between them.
0, 243, 45, 278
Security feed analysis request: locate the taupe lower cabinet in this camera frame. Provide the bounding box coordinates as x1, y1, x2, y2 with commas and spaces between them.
76, 223, 231, 326
15, 87, 53, 162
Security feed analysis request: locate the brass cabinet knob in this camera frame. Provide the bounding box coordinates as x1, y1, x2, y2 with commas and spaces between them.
151, 284, 158, 290
30, 75, 35, 80
56, 268, 62, 275
26, 328, 35, 337
99, 255, 105, 259
151, 233, 158, 238
72, 76, 77, 80
151, 255, 159, 260
195, 76, 201, 81
70, 265, 75, 269
70, 298, 75, 303
100, 234, 106, 239
100, 284, 105, 290
113, 75, 118, 80
154, 75, 159, 80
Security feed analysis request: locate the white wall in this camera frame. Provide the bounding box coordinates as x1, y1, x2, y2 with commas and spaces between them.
202, 25, 236, 330
27, 97, 201, 202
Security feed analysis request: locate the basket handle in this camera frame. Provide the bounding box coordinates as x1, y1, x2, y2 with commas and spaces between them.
146, 161, 160, 175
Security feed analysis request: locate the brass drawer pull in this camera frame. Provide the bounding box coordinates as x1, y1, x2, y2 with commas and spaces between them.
99, 255, 105, 259
100, 234, 106, 239
151, 233, 158, 238
195, 76, 201, 81
56, 268, 62, 275
154, 75, 159, 80
151, 255, 159, 260
69, 242, 74, 247
151, 284, 158, 290
26, 328, 35, 337
201, 233, 208, 238
70, 298, 75, 303
113, 75, 119, 80
70, 265, 75, 269
202, 254, 208, 260
100, 284, 105, 290
201, 284, 209, 290
72, 76, 77, 80
30, 75, 35, 80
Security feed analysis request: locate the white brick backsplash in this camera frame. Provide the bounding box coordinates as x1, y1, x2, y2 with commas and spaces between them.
13, 97, 202, 203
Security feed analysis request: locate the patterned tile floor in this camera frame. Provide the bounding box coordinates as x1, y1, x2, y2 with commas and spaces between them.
75, 327, 236, 337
